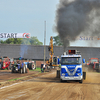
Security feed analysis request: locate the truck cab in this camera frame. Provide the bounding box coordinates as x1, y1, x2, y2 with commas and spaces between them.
60, 50, 86, 83
88, 58, 99, 70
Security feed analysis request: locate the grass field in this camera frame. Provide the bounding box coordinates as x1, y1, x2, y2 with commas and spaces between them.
29, 67, 41, 72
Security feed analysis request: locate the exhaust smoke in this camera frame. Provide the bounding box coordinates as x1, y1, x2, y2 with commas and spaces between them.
20, 44, 29, 58
55, 0, 100, 48
20, 39, 29, 58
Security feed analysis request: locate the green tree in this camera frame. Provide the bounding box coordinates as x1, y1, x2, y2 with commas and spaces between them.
5, 38, 22, 44
0, 40, 4, 44
53, 36, 63, 46
21, 37, 43, 45
21, 38, 31, 45
0, 36, 43, 45
30, 37, 43, 45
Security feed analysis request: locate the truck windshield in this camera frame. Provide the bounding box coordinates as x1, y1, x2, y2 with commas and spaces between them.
91, 59, 98, 63
61, 57, 81, 65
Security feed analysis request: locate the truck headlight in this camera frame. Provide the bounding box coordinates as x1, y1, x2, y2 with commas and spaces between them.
62, 73, 65, 75
77, 73, 81, 75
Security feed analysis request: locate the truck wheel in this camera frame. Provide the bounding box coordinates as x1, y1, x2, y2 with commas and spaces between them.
56, 70, 60, 78
83, 72, 86, 80
60, 79, 63, 82
29, 63, 32, 69
79, 79, 83, 83
99, 66, 100, 72
60, 79, 65, 82
31, 64, 34, 70
33, 64, 35, 70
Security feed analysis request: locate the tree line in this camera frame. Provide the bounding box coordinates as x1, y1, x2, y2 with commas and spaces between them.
0, 36, 63, 46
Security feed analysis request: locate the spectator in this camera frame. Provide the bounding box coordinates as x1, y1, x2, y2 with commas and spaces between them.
43, 63, 46, 72
41, 62, 44, 72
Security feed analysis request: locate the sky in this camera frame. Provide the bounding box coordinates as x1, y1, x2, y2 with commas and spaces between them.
0, 0, 100, 47
0, 0, 59, 45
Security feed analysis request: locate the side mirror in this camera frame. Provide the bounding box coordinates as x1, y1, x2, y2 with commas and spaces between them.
58, 58, 61, 64
83, 59, 85, 63
59, 60, 61, 64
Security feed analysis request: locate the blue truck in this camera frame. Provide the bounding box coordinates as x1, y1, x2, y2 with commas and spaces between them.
60, 50, 86, 83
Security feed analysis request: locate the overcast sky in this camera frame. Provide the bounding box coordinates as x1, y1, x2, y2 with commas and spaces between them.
0, 0, 59, 45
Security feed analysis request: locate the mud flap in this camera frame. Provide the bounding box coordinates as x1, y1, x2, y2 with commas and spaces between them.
83, 72, 86, 80
56, 70, 60, 78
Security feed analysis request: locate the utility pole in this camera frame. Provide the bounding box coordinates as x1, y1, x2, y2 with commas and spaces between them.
0, 40, 1, 57
44, 21, 46, 64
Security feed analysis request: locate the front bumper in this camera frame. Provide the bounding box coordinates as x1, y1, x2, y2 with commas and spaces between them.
61, 75, 82, 80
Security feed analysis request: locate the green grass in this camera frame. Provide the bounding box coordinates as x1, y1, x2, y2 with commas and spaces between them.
8, 77, 22, 81
29, 67, 41, 72
4, 68, 8, 70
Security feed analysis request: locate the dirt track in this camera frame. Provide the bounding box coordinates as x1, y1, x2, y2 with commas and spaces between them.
0, 70, 38, 82
0, 70, 100, 100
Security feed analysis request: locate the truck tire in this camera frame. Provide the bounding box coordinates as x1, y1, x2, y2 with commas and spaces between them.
31, 64, 35, 70
79, 79, 83, 83
99, 66, 100, 72
29, 63, 32, 69
83, 72, 86, 80
60, 79, 64, 82
33, 64, 36, 69
56, 70, 60, 78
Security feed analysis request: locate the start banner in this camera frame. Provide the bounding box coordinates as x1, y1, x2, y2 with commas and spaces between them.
0, 33, 30, 38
